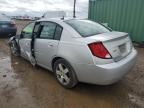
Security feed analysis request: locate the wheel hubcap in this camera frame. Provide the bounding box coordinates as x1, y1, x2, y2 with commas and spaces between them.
56, 63, 70, 85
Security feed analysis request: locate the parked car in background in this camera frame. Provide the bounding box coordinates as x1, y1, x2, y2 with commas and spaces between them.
8, 18, 137, 88
0, 14, 17, 37
42, 11, 66, 18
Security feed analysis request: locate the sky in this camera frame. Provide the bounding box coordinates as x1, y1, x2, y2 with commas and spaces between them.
0, 0, 88, 17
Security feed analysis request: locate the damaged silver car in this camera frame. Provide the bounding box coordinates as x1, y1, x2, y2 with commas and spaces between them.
9, 18, 137, 88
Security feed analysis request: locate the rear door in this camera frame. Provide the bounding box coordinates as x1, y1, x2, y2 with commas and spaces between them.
19, 22, 35, 60
35, 21, 63, 69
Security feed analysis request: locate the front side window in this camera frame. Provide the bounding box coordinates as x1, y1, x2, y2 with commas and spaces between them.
65, 20, 111, 37
21, 22, 35, 38
39, 22, 56, 39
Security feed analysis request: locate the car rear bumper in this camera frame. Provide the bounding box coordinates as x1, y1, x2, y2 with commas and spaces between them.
73, 48, 137, 85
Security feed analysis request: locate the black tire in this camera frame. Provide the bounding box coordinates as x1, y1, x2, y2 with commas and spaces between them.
53, 59, 78, 89
9, 40, 20, 56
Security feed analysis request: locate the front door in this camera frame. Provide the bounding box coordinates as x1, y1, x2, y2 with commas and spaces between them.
19, 22, 35, 60
34, 21, 63, 70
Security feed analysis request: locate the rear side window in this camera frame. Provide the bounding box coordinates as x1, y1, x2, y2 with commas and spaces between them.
54, 25, 63, 40
38, 22, 63, 40
65, 20, 111, 37
39, 22, 56, 39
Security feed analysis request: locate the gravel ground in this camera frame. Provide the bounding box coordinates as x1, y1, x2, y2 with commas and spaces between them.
0, 20, 144, 108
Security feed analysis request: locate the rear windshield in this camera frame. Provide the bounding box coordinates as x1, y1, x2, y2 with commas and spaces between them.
65, 20, 111, 37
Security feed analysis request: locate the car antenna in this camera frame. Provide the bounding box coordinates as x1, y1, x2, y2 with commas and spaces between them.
73, 0, 76, 18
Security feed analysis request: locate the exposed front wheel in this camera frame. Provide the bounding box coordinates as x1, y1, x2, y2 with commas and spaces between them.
54, 59, 78, 88
10, 41, 20, 56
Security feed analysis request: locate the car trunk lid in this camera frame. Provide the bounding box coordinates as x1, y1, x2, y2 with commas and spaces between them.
86, 31, 132, 62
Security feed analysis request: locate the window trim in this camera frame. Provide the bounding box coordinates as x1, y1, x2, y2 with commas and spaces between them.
31, 22, 41, 58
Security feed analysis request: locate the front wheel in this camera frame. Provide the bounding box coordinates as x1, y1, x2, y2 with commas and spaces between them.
54, 59, 78, 88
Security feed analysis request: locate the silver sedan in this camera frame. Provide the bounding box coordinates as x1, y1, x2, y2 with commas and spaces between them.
9, 18, 137, 88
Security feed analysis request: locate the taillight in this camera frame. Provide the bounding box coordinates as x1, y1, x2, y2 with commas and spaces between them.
88, 42, 112, 59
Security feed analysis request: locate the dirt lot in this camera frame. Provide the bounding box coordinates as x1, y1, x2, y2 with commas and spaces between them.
0, 20, 144, 108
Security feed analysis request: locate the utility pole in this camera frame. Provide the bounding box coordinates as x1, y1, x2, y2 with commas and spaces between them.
73, 0, 76, 18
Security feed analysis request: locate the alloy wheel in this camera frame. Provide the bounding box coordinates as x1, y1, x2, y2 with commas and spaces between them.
56, 63, 70, 85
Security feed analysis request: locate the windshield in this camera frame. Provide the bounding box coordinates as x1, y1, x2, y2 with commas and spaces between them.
65, 20, 111, 37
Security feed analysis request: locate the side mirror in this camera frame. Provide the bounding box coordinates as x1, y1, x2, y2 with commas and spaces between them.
20, 31, 25, 38
15, 34, 20, 39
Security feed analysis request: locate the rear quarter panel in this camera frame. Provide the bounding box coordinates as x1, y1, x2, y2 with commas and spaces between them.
56, 28, 94, 65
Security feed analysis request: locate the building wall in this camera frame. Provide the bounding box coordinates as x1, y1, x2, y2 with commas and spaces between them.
89, 0, 144, 43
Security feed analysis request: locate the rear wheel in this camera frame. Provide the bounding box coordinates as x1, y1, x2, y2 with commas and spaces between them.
54, 59, 78, 88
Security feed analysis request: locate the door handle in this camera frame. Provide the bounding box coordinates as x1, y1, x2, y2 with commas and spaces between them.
47, 44, 53, 47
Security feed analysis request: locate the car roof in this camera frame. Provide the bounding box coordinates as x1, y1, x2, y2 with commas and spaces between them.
37, 17, 86, 23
